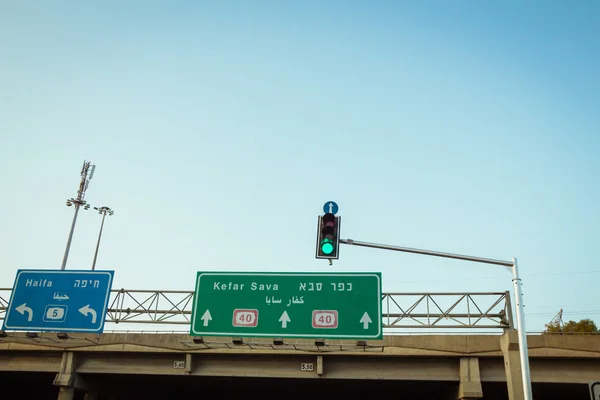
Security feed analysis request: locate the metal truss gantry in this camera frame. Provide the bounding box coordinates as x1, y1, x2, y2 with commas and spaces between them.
0, 288, 512, 330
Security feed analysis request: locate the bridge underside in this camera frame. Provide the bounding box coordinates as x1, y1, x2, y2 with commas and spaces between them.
1, 332, 599, 400
0, 372, 591, 400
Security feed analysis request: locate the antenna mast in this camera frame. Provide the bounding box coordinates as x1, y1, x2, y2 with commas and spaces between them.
61, 160, 95, 270
545, 309, 564, 332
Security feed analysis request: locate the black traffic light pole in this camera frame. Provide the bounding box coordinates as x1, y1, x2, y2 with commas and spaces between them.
339, 237, 532, 400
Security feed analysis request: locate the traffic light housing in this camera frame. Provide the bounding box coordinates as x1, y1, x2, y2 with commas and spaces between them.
316, 213, 340, 259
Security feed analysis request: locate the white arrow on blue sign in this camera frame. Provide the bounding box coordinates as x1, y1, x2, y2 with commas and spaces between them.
2, 269, 114, 333
323, 201, 339, 215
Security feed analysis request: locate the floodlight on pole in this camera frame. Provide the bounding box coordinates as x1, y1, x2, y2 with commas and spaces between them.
92, 206, 114, 271
61, 160, 95, 271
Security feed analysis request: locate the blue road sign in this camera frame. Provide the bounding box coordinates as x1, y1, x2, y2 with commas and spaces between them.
323, 201, 339, 215
2, 269, 114, 333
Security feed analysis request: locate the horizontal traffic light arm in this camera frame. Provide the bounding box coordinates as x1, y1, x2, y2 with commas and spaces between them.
339, 238, 513, 267
338, 237, 528, 400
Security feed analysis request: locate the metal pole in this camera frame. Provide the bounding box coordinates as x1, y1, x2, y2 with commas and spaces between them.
341, 238, 532, 397
61, 160, 95, 270
512, 257, 533, 400
91, 212, 106, 271
61, 204, 80, 270
340, 238, 513, 266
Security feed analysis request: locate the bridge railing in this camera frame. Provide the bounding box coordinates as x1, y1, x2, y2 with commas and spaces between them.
0, 289, 512, 330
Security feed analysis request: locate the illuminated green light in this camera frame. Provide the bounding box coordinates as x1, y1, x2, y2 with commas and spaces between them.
320, 238, 334, 255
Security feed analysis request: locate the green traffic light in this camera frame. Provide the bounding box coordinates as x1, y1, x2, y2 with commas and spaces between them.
320, 238, 334, 255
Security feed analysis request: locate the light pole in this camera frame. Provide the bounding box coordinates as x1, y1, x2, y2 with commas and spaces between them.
340, 239, 533, 400
92, 206, 114, 271
61, 161, 95, 270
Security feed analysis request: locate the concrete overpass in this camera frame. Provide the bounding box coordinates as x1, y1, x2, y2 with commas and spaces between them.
1, 331, 599, 400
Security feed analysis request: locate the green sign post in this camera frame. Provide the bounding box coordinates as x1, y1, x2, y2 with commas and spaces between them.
190, 272, 382, 339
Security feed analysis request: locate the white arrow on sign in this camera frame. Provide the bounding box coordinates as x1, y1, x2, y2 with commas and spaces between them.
360, 312, 372, 329
279, 311, 291, 328
78, 304, 97, 324
201, 310, 212, 326
16, 303, 33, 321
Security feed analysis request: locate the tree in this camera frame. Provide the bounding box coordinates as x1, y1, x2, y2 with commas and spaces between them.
545, 318, 598, 334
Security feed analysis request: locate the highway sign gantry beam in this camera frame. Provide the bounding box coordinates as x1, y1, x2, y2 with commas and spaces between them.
191, 272, 382, 339
2, 269, 114, 333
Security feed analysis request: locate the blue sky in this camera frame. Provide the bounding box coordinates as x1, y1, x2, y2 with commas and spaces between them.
1, 1, 599, 333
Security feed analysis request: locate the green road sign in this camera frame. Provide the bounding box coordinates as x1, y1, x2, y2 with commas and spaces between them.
191, 272, 382, 339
